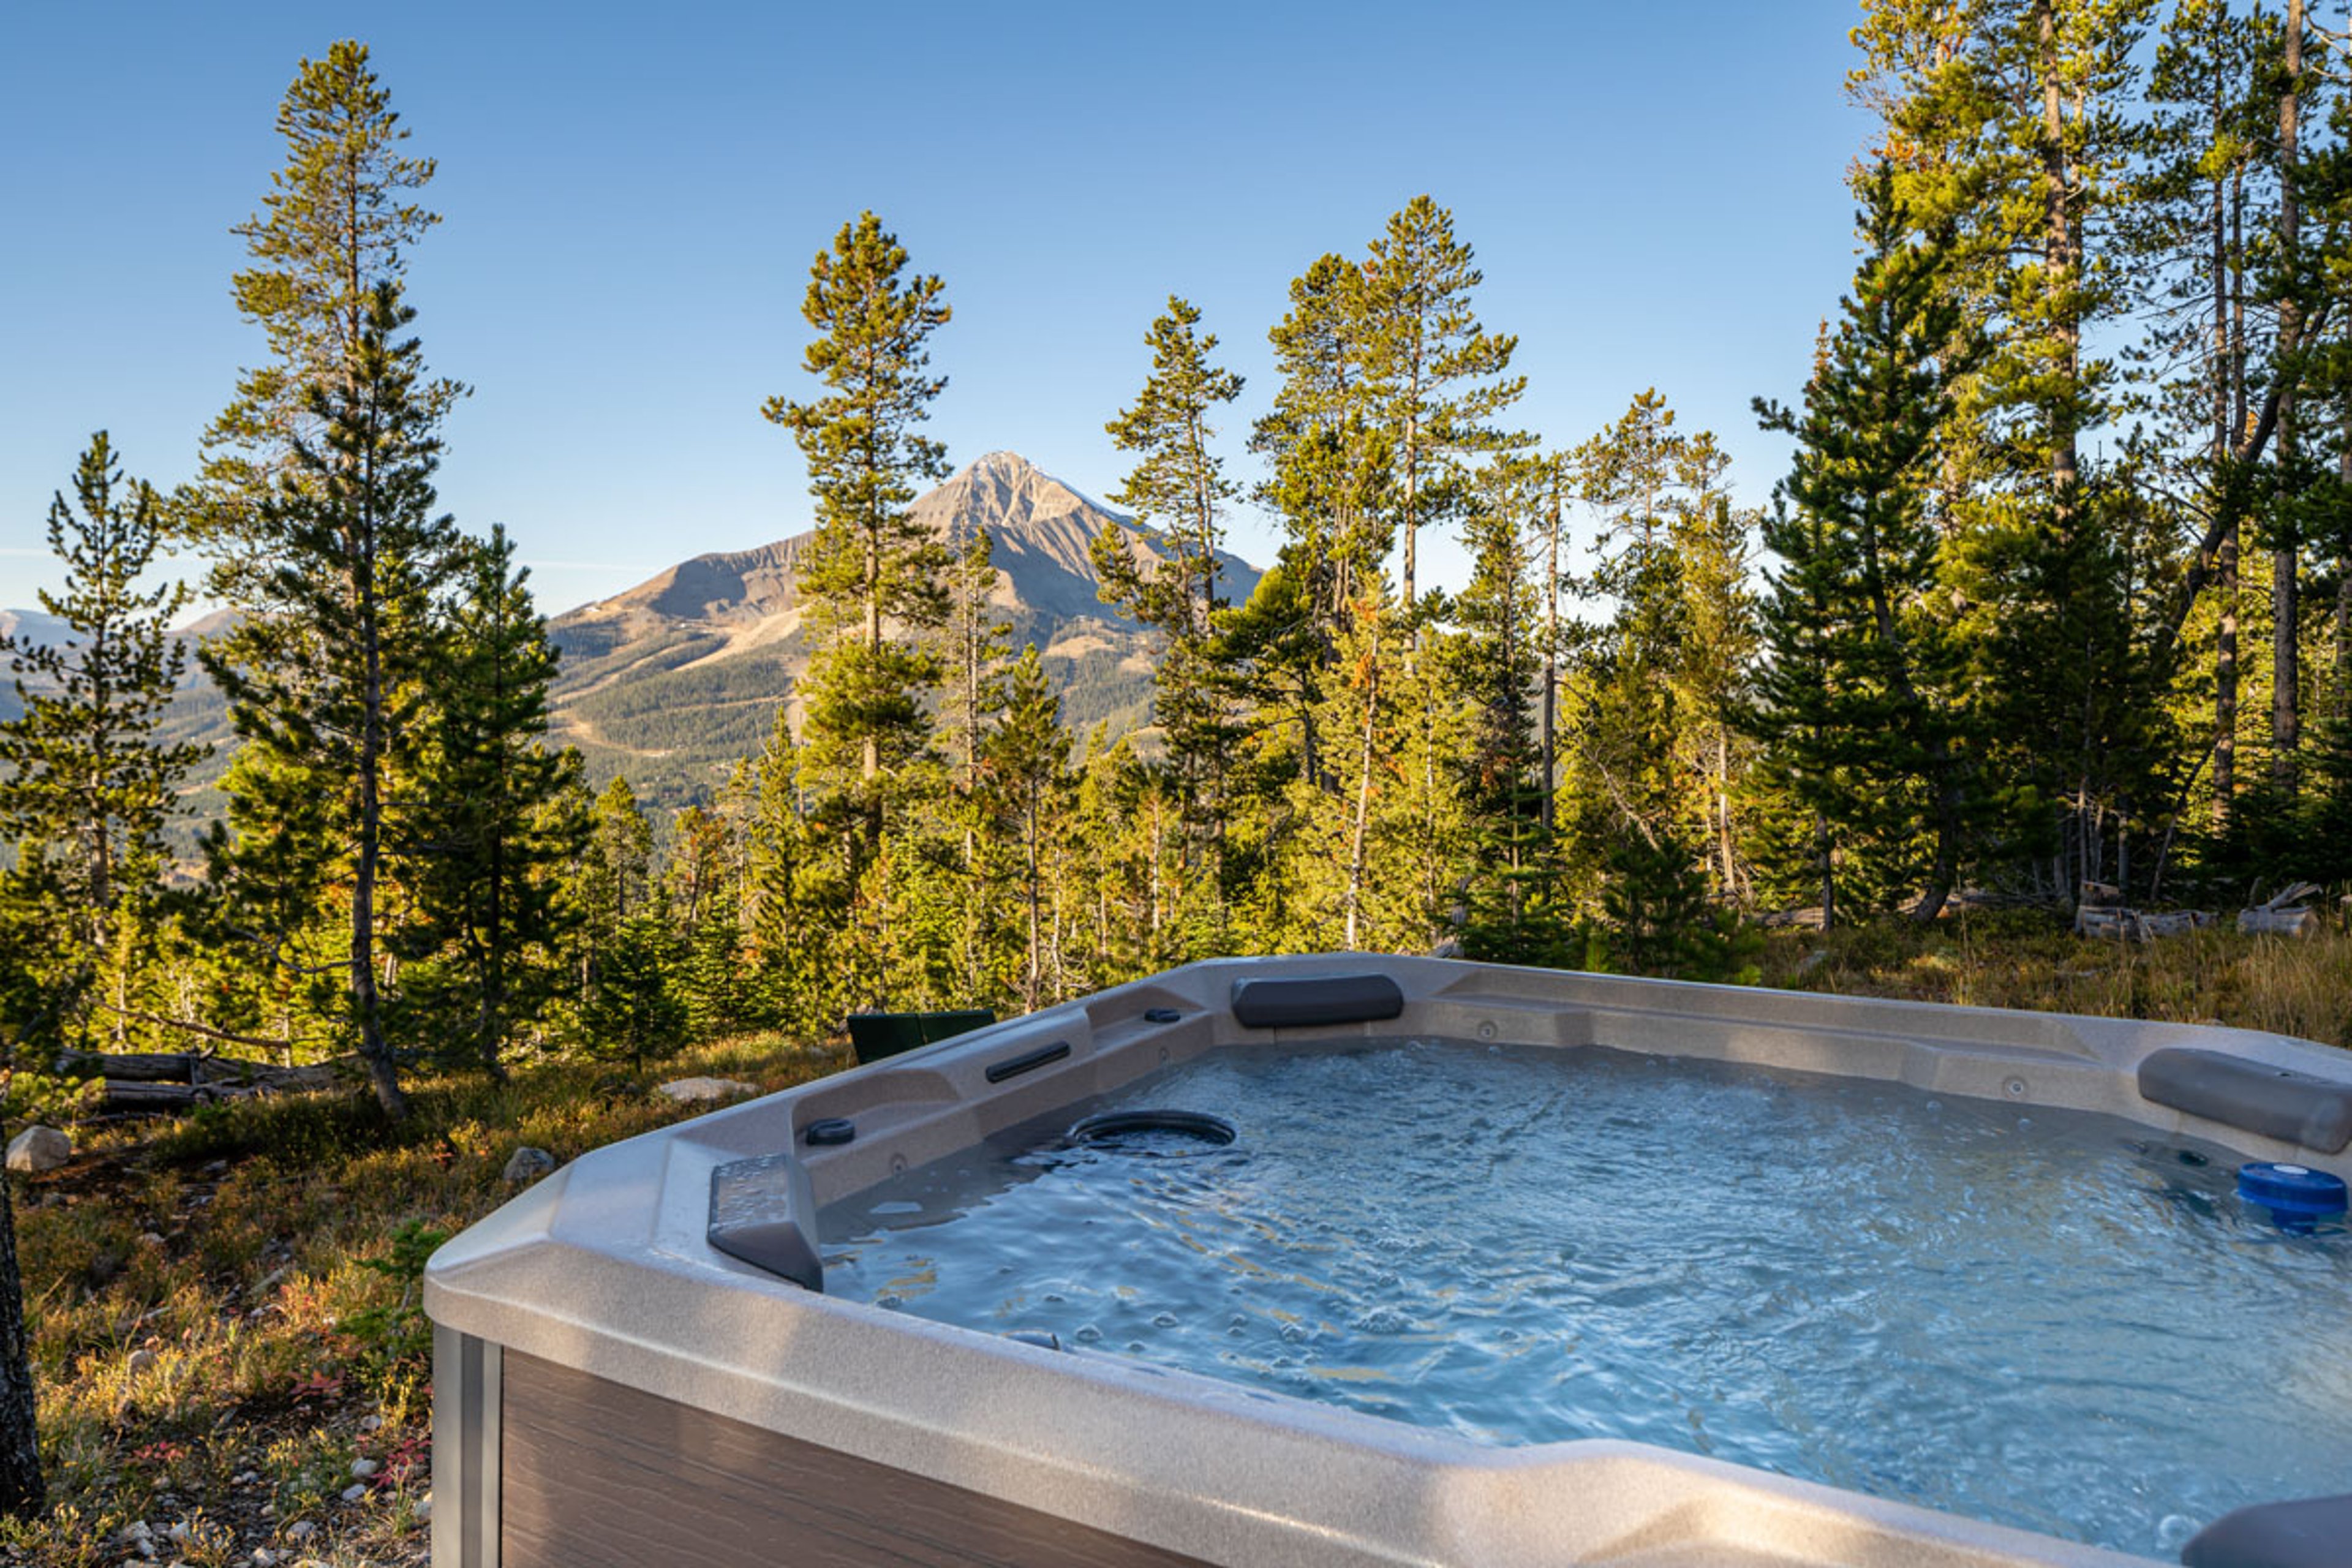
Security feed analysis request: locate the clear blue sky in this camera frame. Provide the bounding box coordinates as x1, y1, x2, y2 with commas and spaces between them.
0, 1, 1872, 616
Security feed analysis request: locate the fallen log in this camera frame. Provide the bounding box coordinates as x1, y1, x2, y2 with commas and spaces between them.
53, 1049, 201, 1083
57, 1049, 352, 1093
100, 1080, 239, 1113
2238, 906, 2320, 938
2076, 907, 2213, 941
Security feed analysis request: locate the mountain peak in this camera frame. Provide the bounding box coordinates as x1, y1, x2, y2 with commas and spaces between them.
963, 450, 1042, 480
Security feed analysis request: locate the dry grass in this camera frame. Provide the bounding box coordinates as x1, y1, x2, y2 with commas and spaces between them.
1756, 908, 2352, 1049
3, 1034, 849, 1568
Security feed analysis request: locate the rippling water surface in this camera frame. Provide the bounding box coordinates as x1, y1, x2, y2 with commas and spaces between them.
819, 1040, 2352, 1556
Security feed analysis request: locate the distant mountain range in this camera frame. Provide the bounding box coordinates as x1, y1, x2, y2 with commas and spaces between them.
1, 452, 1260, 815
547, 451, 1259, 805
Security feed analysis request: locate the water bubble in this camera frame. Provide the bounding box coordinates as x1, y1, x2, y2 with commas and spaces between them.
1152, 1313, 1180, 1329
1072, 1324, 1102, 1344
2155, 1515, 2199, 1553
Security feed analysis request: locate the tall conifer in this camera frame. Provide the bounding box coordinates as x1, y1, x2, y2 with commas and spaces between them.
402, 528, 585, 1074
203, 283, 462, 1118
0, 436, 203, 1023
1095, 297, 1245, 932
762, 213, 953, 922
1755, 168, 1980, 919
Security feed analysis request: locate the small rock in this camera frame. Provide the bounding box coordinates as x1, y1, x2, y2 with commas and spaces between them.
5, 1126, 69, 1174
655, 1076, 757, 1103
201, 1159, 230, 1177
413, 1493, 432, 1525
126, 1348, 157, 1375
357, 1414, 382, 1432
340, 1483, 366, 1502
349, 1458, 379, 1479
500, 1146, 556, 1184
252, 1551, 277, 1568
123, 1522, 153, 1541
167, 1523, 191, 1545
139, 1232, 167, 1248
284, 1521, 313, 1542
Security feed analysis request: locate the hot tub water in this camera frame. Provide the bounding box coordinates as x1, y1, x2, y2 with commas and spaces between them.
821, 1040, 2352, 1556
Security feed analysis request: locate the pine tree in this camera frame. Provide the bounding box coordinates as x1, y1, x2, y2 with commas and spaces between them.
985, 646, 1068, 1010
1252, 254, 1393, 673
761, 212, 953, 905
1446, 456, 1570, 963
1565, 391, 1703, 866
401, 527, 584, 1075
1093, 296, 1245, 935
0, 435, 205, 1039
941, 526, 1010, 994
578, 774, 654, 977
1359, 197, 1526, 611
195, 39, 458, 560
1360, 198, 1527, 939
1755, 166, 1981, 919
742, 708, 807, 1021
203, 282, 463, 1118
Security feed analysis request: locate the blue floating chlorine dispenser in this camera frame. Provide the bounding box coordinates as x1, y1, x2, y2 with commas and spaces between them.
2236, 1161, 2349, 1233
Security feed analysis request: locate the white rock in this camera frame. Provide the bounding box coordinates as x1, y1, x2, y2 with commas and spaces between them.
167, 1521, 190, 1545
284, 1520, 314, 1542
126, 1348, 157, 1375
253, 1551, 277, 1568
500, 1146, 556, 1184
413, 1493, 432, 1525
340, 1483, 366, 1502
655, 1077, 757, 1103
4, 1126, 69, 1174
124, 1521, 153, 1540
349, 1458, 378, 1479
356, 1414, 382, 1431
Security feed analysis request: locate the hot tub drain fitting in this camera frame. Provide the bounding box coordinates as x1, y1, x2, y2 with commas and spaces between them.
1067, 1109, 1237, 1156
2237, 1161, 2348, 1232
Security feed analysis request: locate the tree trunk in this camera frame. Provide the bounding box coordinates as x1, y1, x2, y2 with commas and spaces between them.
1024, 788, 1042, 1012
2274, 0, 2303, 783
2038, 0, 2080, 516
1541, 468, 1561, 834
2214, 55, 2239, 820
1344, 617, 1382, 951
0, 1175, 42, 1520
353, 494, 408, 1120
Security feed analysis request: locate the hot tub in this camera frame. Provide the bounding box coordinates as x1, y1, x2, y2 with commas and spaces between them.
424, 956, 2352, 1568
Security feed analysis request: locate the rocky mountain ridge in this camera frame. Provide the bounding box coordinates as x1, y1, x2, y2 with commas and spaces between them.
546, 451, 1259, 804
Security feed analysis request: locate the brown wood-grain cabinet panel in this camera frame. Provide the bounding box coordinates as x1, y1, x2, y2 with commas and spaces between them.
500, 1349, 1216, 1568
